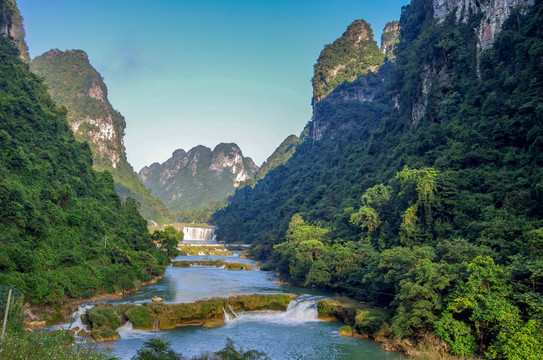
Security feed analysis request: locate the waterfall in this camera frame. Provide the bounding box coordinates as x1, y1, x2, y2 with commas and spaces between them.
222, 306, 234, 322
152, 318, 159, 331
226, 296, 321, 326
182, 226, 215, 241
227, 304, 239, 317
119, 320, 133, 330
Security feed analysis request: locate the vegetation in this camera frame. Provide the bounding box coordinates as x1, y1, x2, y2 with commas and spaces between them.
140, 144, 258, 214
131, 338, 269, 360
0, 35, 167, 307
312, 19, 385, 101
212, 0, 543, 357
29, 49, 175, 223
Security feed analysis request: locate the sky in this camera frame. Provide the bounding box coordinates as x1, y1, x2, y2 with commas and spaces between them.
18, 0, 409, 171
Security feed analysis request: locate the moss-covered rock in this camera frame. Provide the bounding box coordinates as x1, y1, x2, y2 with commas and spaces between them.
84, 293, 297, 340
318, 297, 390, 337
171, 260, 254, 270
125, 306, 152, 328
92, 327, 120, 342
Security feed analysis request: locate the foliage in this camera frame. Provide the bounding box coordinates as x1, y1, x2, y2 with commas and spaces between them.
313, 19, 385, 101
211, 1, 543, 356
131, 338, 269, 360
150, 226, 183, 258
140, 144, 258, 213
29, 49, 175, 223
0, 331, 113, 360
0, 35, 166, 306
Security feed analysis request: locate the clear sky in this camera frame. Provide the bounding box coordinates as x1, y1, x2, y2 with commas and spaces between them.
18, 0, 409, 171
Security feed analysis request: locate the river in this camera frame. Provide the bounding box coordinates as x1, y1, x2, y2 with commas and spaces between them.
62, 248, 404, 359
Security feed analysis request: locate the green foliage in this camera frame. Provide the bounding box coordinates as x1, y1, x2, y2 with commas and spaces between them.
150, 226, 183, 258
0, 36, 166, 306
132, 338, 182, 360
313, 19, 385, 101
29, 49, 175, 223
0, 331, 113, 360
212, 1, 543, 356
140, 144, 257, 213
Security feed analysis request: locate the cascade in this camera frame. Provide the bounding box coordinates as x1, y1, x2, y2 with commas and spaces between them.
152, 318, 159, 331
227, 304, 239, 317
222, 306, 234, 322
226, 296, 321, 326
182, 226, 215, 241
119, 321, 133, 330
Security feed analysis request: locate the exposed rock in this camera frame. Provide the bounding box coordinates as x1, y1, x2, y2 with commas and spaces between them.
432, 0, 534, 52
85, 294, 297, 341
139, 143, 258, 212
0, 0, 29, 62
312, 19, 385, 104
380, 21, 400, 60
152, 296, 163, 303
30, 49, 174, 223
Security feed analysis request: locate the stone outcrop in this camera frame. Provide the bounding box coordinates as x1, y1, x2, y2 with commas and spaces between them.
83, 294, 297, 341
0, 0, 29, 63
312, 19, 385, 104
432, 0, 534, 52
380, 21, 400, 60
139, 143, 258, 212
30, 49, 175, 222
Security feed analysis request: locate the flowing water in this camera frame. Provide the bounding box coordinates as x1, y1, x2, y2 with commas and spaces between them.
61, 243, 404, 359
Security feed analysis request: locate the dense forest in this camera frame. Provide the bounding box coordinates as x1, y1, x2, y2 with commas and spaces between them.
0, 34, 178, 309
212, 0, 543, 357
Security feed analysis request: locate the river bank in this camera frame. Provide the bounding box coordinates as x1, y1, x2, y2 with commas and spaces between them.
24, 273, 166, 329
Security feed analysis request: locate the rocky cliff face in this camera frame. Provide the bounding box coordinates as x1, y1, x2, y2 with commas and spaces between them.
30, 49, 175, 223
312, 20, 385, 104
394, 0, 534, 128
433, 0, 534, 51
380, 21, 400, 60
31, 50, 125, 169
0, 0, 29, 62
139, 143, 258, 212
307, 20, 397, 141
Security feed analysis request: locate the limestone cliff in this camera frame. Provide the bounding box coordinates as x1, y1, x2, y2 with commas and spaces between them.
433, 0, 534, 51
30, 49, 175, 223
0, 0, 29, 62
399, 0, 534, 127
312, 20, 385, 104
380, 21, 400, 60
139, 143, 258, 212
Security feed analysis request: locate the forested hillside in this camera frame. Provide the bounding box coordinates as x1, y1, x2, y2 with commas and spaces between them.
30, 50, 175, 223
139, 143, 258, 213
212, 0, 543, 357
0, 35, 168, 306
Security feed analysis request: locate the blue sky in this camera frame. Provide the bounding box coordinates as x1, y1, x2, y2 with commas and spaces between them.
18, 0, 408, 171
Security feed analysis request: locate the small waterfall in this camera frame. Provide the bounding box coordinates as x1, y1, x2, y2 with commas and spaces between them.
226, 296, 321, 326
283, 297, 319, 322
227, 304, 239, 317
222, 306, 234, 322
183, 226, 215, 241
119, 320, 133, 330
152, 318, 159, 331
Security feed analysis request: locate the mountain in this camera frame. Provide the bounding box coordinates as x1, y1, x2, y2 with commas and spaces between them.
380, 21, 400, 60
212, 0, 542, 355
0, 8, 166, 306
29, 50, 175, 223
254, 135, 301, 182
139, 143, 258, 213
312, 19, 386, 103
0, 0, 29, 63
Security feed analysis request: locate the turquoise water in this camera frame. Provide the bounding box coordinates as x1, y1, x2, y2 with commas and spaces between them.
88, 252, 404, 359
